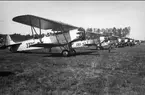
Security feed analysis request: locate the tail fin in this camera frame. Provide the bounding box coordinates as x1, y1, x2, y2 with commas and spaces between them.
5, 35, 16, 46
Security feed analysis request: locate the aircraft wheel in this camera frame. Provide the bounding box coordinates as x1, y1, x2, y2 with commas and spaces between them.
62, 50, 69, 57
70, 49, 76, 56
96, 46, 100, 50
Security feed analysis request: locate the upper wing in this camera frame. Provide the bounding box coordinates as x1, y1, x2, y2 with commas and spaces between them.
12, 15, 78, 31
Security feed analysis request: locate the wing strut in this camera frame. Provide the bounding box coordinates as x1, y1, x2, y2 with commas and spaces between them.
60, 25, 69, 44
29, 16, 39, 39
29, 15, 42, 43
38, 18, 43, 43
52, 30, 63, 51
29, 15, 34, 38
59, 25, 72, 51
32, 27, 39, 37
39, 18, 41, 36
31, 26, 34, 38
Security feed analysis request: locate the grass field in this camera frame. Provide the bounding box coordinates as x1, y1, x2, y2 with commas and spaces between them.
0, 44, 145, 95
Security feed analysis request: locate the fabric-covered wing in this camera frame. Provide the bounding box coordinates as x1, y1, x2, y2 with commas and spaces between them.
12, 15, 78, 31
29, 43, 65, 48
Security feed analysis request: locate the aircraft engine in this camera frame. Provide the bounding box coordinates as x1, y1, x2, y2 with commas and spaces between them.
70, 27, 86, 41
77, 27, 86, 40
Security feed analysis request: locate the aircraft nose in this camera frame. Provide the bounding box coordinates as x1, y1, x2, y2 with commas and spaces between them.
77, 28, 86, 40
78, 31, 86, 40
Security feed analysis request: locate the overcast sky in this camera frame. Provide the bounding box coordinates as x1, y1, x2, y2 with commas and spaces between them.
0, 1, 145, 40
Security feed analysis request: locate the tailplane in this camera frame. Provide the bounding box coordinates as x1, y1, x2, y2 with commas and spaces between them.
0, 35, 21, 52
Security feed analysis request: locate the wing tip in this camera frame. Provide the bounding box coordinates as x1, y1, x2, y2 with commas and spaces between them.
12, 14, 32, 21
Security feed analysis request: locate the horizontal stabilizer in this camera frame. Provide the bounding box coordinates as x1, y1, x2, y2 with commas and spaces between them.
7, 43, 22, 47
0, 43, 21, 50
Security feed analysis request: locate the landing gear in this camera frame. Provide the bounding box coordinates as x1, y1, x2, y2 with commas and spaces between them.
61, 49, 76, 57
98, 46, 104, 50
96, 46, 100, 50
108, 48, 111, 53
69, 49, 76, 56
62, 50, 69, 57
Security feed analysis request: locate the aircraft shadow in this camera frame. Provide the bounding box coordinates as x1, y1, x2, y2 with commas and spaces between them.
43, 51, 100, 57
15, 49, 116, 57
0, 71, 15, 77
15, 50, 100, 57
18, 51, 49, 54
86, 48, 116, 52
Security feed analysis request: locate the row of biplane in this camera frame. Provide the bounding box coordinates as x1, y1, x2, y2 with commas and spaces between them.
0, 15, 142, 57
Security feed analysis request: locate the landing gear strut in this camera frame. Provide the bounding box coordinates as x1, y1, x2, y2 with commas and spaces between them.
69, 49, 76, 56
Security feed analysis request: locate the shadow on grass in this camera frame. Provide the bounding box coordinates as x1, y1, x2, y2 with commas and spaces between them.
43, 51, 100, 57
17, 50, 100, 57
17, 51, 49, 54
0, 71, 15, 77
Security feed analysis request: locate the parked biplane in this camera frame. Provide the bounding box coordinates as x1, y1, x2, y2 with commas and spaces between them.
116, 37, 136, 48
72, 32, 105, 49
72, 32, 119, 52
0, 15, 87, 57
0, 15, 120, 56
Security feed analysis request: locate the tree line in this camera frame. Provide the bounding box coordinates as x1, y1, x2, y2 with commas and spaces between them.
86, 27, 130, 37
0, 33, 33, 43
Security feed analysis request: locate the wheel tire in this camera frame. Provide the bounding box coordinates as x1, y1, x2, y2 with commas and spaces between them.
96, 46, 100, 50
62, 50, 69, 57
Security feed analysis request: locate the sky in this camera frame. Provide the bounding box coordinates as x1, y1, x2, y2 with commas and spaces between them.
0, 1, 145, 40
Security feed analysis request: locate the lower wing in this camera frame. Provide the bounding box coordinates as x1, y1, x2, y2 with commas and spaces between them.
0, 43, 21, 49
29, 43, 66, 48
29, 38, 84, 48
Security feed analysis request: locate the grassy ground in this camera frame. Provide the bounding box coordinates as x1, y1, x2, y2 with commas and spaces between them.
0, 44, 145, 95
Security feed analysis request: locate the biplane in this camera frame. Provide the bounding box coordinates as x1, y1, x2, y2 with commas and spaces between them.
1, 15, 86, 57
72, 32, 118, 52
72, 32, 104, 49
115, 37, 136, 47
